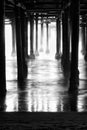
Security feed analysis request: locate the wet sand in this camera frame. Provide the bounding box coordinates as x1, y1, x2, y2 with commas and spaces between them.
0, 112, 87, 129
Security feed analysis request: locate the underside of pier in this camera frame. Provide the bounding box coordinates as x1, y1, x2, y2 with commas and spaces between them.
0, 0, 87, 129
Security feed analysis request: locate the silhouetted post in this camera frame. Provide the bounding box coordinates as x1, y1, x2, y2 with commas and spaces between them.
68, 6, 72, 59
84, 26, 87, 61
15, 5, 24, 81
35, 14, 39, 56
68, 15, 72, 60
0, 94, 6, 110
25, 16, 28, 58
21, 10, 28, 78
46, 22, 50, 54
62, 8, 70, 70
40, 16, 43, 52
81, 26, 86, 55
69, 0, 80, 92
61, 18, 63, 55
55, 18, 61, 59
12, 19, 16, 56
0, 0, 6, 95
29, 14, 35, 59
69, 93, 77, 111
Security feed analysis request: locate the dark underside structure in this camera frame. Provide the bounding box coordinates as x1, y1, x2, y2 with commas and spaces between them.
0, 0, 87, 129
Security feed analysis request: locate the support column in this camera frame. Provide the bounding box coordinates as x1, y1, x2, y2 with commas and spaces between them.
55, 18, 61, 59
0, 0, 6, 95
69, 0, 80, 92
29, 14, 35, 59
25, 16, 28, 58
81, 26, 86, 56
68, 6, 72, 60
40, 16, 43, 52
12, 19, 16, 56
69, 93, 77, 111
21, 10, 28, 78
61, 8, 70, 70
15, 6, 24, 81
69, 21, 72, 60
35, 14, 39, 56
84, 26, 87, 61
46, 22, 50, 54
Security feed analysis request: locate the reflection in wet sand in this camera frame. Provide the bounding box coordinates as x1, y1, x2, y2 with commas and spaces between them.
4, 56, 87, 112
1, 24, 87, 112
